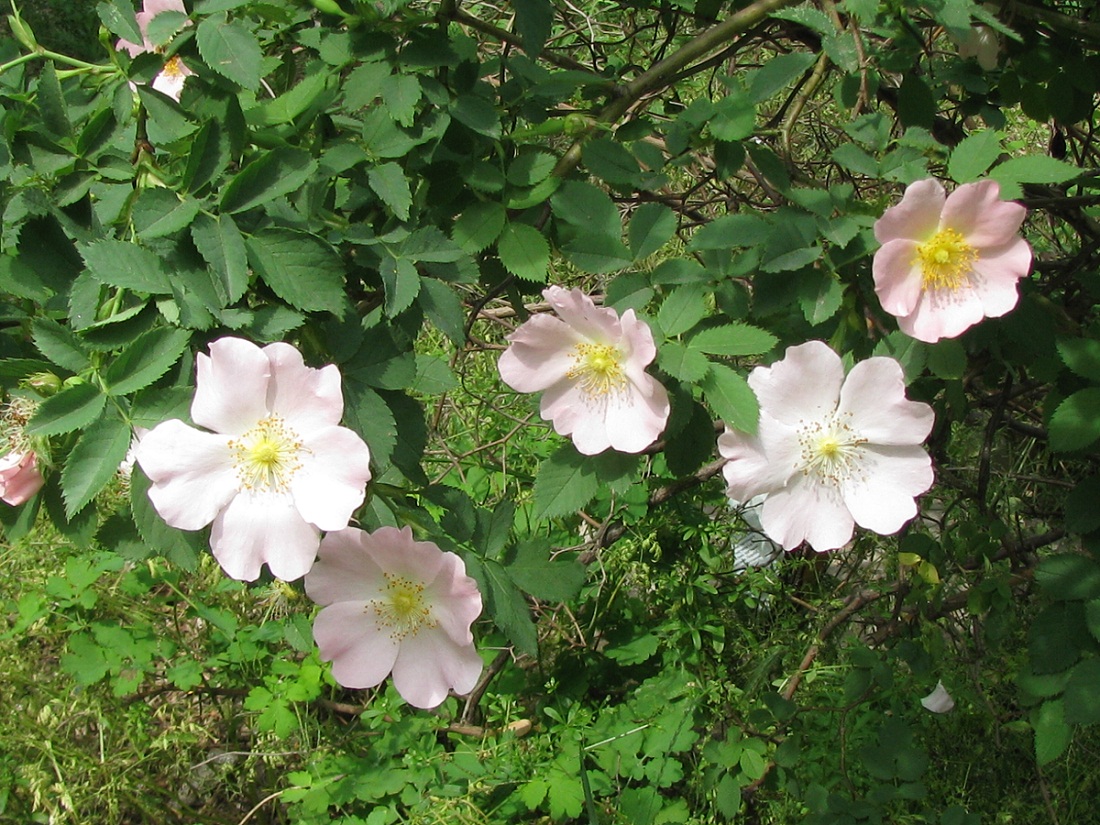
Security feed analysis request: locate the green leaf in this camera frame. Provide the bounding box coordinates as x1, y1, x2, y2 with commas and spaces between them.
61, 413, 132, 519
561, 233, 632, 274
582, 138, 640, 185
342, 382, 397, 471
710, 92, 756, 141
182, 118, 231, 194
507, 151, 556, 187
379, 254, 421, 316
749, 52, 817, 103
689, 323, 776, 356
130, 468, 202, 569
25, 383, 106, 437
79, 239, 171, 294
453, 202, 506, 253
37, 62, 71, 138
689, 213, 768, 251
418, 278, 466, 345
220, 148, 318, 214
1049, 388, 1100, 452
368, 162, 412, 221
380, 73, 420, 127
1057, 337, 1100, 383
196, 13, 262, 90
191, 213, 250, 304
898, 73, 935, 129
628, 203, 676, 260
136, 85, 197, 145
1063, 658, 1100, 725
948, 130, 1002, 183
31, 317, 90, 372
551, 181, 620, 235
658, 287, 707, 337
512, 0, 553, 55
532, 447, 601, 519
498, 223, 549, 282
701, 364, 758, 434
131, 189, 202, 240
832, 143, 880, 177
1036, 554, 1100, 601
1034, 700, 1071, 765
658, 341, 711, 382
1066, 476, 1100, 535
991, 155, 1081, 199
246, 229, 346, 314
927, 338, 967, 380
97, 0, 142, 45
467, 556, 538, 655
451, 95, 501, 139
102, 327, 192, 396
770, 5, 833, 34
505, 539, 586, 602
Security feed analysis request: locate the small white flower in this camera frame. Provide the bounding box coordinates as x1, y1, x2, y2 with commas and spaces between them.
920, 681, 955, 713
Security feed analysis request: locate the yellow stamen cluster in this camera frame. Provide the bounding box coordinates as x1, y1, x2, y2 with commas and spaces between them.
797, 413, 867, 487
160, 55, 187, 79
228, 415, 304, 492
371, 573, 436, 641
914, 228, 978, 291
567, 342, 627, 400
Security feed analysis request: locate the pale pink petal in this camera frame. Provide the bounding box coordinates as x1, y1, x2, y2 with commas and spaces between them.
539, 381, 607, 452
192, 338, 271, 435
289, 427, 371, 531
363, 526, 448, 584
874, 179, 945, 244
896, 285, 986, 343
425, 554, 483, 646
135, 420, 237, 530
760, 477, 855, 552
749, 341, 843, 426
498, 314, 579, 393
0, 451, 44, 505
618, 309, 657, 366
264, 343, 345, 431
151, 65, 188, 101
116, 36, 148, 57
143, 0, 187, 16
543, 286, 622, 342
967, 238, 1032, 317
941, 180, 1026, 248
841, 445, 933, 534
603, 377, 669, 453
872, 239, 924, 317
210, 493, 320, 581
720, 430, 779, 502
839, 358, 934, 445
305, 528, 388, 606
391, 630, 483, 708
313, 601, 400, 689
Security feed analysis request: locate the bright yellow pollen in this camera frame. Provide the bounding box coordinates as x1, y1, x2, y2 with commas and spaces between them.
915, 228, 977, 291
567, 342, 627, 400
798, 414, 867, 487
228, 415, 303, 492
372, 574, 436, 641
161, 55, 186, 78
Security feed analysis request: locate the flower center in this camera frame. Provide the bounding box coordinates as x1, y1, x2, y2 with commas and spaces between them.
914, 228, 977, 291
160, 55, 186, 79
797, 414, 867, 487
228, 415, 304, 492
372, 573, 436, 641
567, 342, 628, 400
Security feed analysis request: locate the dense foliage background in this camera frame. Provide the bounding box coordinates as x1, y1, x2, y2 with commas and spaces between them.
2, 0, 1100, 822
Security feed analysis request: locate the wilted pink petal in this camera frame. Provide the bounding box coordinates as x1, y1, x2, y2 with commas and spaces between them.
719, 341, 934, 552
135, 337, 372, 581
872, 178, 1032, 343
955, 25, 999, 70
305, 526, 483, 709
498, 286, 670, 455
920, 680, 956, 713
0, 450, 44, 506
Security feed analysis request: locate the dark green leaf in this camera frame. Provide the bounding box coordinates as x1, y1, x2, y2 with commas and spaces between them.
532, 447, 601, 519
451, 95, 501, 139
749, 52, 817, 103
61, 412, 132, 519
132, 189, 202, 240
701, 363, 758, 434
948, 130, 1002, 183
498, 223, 549, 282
512, 0, 553, 55
102, 327, 192, 396
628, 203, 676, 260
190, 213, 249, 305
368, 162, 412, 221
1067, 476, 1100, 535
561, 233, 631, 274
79, 239, 171, 294
26, 383, 106, 436
689, 322, 776, 356
658, 341, 711, 382
466, 556, 538, 655
32, 317, 91, 372
582, 138, 640, 185
551, 181, 620, 234
379, 254, 421, 316
1049, 388, 1100, 452
453, 202, 506, 253
220, 148, 318, 214
196, 13, 262, 90
1034, 700, 1071, 765
1036, 554, 1100, 601
37, 62, 71, 138
182, 118, 231, 194
136, 86, 197, 144
1057, 337, 1100, 383
689, 214, 768, 251
505, 539, 586, 602
657, 287, 707, 337
97, 0, 142, 45
418, 278, 466, 345
130, 468, 202, 569
246, 229, 346, 314
1062, 658, 1100, 725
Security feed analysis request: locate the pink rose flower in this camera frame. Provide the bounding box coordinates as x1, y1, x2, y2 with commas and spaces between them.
497, 286, 670, 455
135, 337, 372, 582
305, 526, 483, 709
0, 450, 44, 506
718, 341, 934, 552
873, 178, 1032, 342
116, 0, 194, 102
